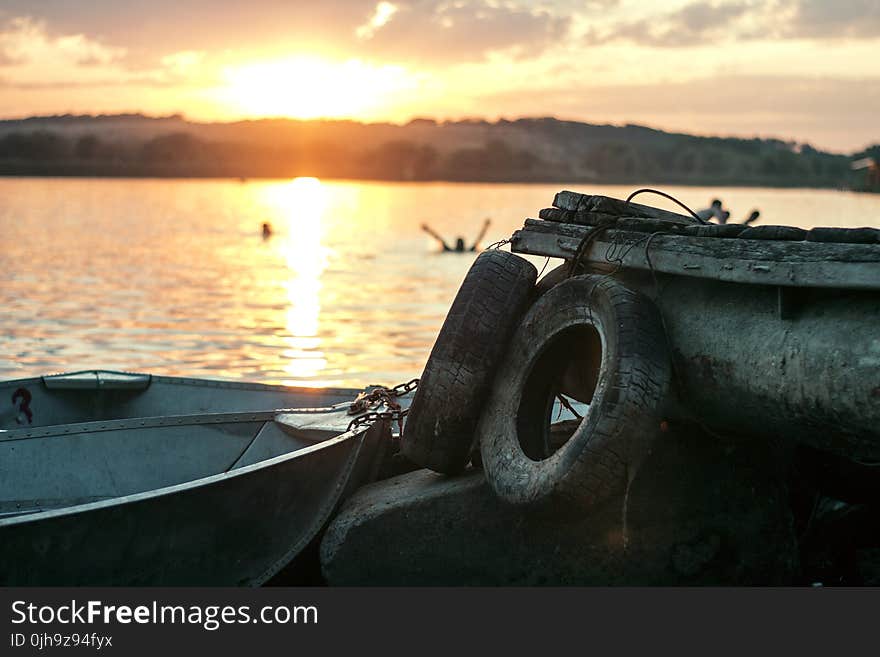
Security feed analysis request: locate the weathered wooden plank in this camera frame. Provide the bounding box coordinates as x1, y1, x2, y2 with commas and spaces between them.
808, 227, 880, 244
538, 207, 693, 229
511, 220, 880, 290
553, 190, 695, 223
739, 225, 808, 241
520, 219, 880, 263
539, 207, 619, 225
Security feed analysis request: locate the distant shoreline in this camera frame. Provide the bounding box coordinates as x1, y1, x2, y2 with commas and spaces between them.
0, 167, 867, 193
1, 114, 876, 192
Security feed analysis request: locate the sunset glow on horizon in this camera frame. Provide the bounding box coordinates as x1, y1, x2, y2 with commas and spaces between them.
0, 1, 878, 150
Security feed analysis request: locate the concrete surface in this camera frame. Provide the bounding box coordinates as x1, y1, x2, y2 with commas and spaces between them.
321, 426, 799, 585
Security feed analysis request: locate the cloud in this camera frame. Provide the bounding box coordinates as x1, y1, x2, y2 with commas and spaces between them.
160, 51, 206, 75
356, 2, 399, 40
0, 50, 22, 66
781, 0, 880, 39
585, 0, 880, 47
0, 1, 376, 68
586, 1, 751, 47
355, 1, 569, 63
1, 1, 570, 67
0, 16, 126, 67
0, 17, 206, 89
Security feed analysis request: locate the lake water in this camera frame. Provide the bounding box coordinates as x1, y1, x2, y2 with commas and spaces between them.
2, 177, 879, 388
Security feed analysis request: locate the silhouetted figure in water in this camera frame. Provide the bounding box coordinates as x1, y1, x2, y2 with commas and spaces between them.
696, 199, 731, 224
697, 200, 761, 225
421, 218, 491, 252
262, 222, 273, 239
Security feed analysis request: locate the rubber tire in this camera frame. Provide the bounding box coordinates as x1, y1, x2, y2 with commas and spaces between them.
478, 274, 670, 509
401, 250, 538, 474
531, 264, 595, 404
531, 263, 569, 301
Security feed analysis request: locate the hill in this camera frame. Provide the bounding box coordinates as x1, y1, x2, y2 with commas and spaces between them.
0, 113, 876, 189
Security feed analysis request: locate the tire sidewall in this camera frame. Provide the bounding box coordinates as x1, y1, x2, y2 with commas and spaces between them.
479, 275, 626, 505
402, 250, 538, 473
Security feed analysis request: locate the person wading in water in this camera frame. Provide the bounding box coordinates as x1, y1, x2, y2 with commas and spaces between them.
696, 200, 761, 225
421, 218, 491, 252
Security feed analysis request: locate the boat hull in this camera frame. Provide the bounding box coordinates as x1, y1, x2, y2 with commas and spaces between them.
0, 422, 385, 586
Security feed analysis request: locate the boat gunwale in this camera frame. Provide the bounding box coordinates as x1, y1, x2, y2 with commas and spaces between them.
0, 369, 362, 398
0, 404, 349, 443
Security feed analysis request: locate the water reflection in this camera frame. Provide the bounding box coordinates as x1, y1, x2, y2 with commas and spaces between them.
264, 177, 330, 385
3, 178, 878, 387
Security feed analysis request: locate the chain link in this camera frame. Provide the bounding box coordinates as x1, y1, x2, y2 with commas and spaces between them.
346, 378, 419, 432
390, 378, 420, 396
347, 409, 408, 432
348, 378, 419, 415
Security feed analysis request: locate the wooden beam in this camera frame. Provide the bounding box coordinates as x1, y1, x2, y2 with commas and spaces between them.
510, 220, 880, 290
552, 190, 696, 223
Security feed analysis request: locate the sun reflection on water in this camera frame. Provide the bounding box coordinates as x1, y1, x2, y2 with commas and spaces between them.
8, 179, 874, 387
264, 177, 331, 385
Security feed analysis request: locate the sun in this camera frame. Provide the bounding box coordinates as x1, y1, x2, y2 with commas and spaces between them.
219, 56, 415, 120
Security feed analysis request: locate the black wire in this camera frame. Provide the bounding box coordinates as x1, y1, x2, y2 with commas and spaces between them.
537, 257, 550, 278
624, 188, 707, 224
566, 223, 614, 277
484, 238, 510, 251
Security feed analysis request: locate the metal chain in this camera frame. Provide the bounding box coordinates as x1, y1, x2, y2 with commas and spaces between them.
390, 378, 420, 396
347, 408, 409, 432
346, 378, 419, 432
347, 378, 419, 415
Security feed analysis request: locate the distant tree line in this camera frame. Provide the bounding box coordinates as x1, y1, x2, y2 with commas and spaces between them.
0, 121, 874, 190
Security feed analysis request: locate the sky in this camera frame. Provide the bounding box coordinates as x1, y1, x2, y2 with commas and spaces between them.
0, 0, 878, 152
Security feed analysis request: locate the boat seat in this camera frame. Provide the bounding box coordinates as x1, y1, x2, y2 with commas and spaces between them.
42, 371, 152, 391
274, 405, 356, 443
273, 390, 416, 442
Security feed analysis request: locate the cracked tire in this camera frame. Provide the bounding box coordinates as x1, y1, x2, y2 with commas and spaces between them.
478, 274, 671, 509
401, 250, 538, 474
